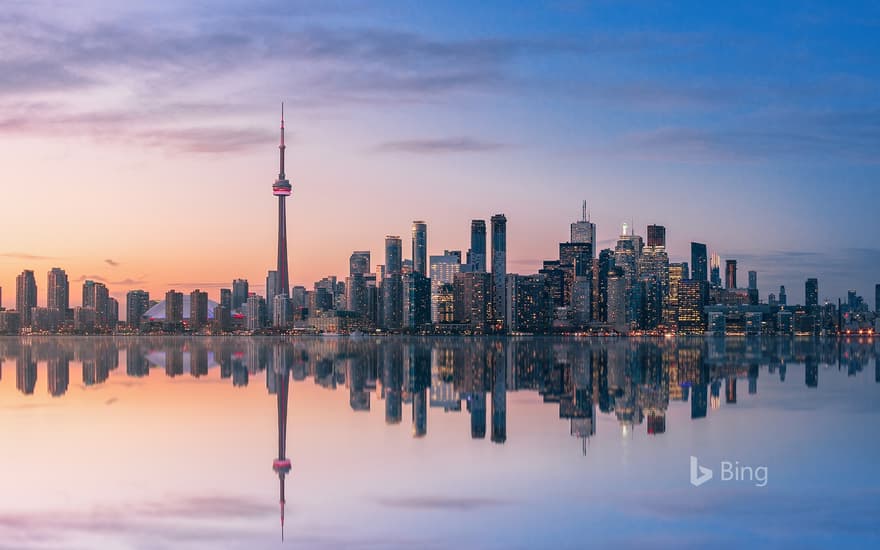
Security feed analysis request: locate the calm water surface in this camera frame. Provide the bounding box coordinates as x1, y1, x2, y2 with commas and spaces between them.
1, 336, 878, 549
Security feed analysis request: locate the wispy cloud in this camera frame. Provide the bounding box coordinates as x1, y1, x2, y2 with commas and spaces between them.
375, 495, 511, 510
0, 252, 56, 260
375, 137, 509, 154
105, 259, 120, 267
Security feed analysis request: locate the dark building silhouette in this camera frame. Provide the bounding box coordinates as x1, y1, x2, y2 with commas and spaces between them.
690, 243, 708, 283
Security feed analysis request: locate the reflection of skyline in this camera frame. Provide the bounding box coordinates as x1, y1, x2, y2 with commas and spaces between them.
2, 337, 879, 446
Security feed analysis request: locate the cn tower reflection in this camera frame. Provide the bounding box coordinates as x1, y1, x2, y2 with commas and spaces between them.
271, 345, 292, 540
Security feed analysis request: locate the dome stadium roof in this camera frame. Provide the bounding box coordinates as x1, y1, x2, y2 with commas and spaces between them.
143, 296, 221, 321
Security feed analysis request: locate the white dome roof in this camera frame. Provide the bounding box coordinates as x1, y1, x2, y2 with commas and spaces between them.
143, 296, 221, 320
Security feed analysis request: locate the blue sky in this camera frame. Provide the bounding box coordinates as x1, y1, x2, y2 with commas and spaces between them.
0, 0, 878, 303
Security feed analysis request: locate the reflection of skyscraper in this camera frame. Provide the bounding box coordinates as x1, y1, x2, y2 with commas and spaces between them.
16, 346, 37, 395
47, 355, 70, 397
271, 355, 292, 540
691, 383, 708, 419
469, 392, 487, 439
725, 378, 737, 404
805, 357, 818, 388
490, 348, 507, 444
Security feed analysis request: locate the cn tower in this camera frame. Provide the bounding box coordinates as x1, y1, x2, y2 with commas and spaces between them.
273, 103, 292, 299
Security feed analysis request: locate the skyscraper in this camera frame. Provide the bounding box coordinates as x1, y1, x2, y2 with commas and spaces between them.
805, 278, 819, 308
232, 279, 249, 311
411, 221, 427, 276
691, 243, 708, 283
165, 290, 184, 325
385, 235, 402, 275
382, 236, 403, 329
467, 220, 486, 272
47, 267, 69, 313
747, 271, 759, 306
15, 270, 37, 327
779, 285, 787, 306
190, 289, 208, 330
570, 201, 596, 257
126, 290, 149, 328
710, 252, 721, 287
491, 214, 507, 328
646, 224, 666, 248
876, 283, 880, 313
349, 251, 371, 276
725, 259, 737, 289
272, 104, 292, 304
266, 270, 278, 320
430, 252, 461, 323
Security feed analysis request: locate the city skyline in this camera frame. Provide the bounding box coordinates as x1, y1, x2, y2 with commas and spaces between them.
1, 2, 879, 306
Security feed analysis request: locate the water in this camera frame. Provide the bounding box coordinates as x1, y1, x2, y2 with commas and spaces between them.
0, 336, 878, 549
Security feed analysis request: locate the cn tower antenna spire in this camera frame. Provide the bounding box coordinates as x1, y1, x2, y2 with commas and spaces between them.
279, 102, 286, 179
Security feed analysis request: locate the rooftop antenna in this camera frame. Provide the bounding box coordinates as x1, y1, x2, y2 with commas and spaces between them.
581, 200, 587, 223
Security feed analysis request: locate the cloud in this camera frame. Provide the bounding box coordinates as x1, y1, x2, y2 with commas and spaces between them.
375, 495, 511, 511
105, 259, 119, 267
0, 252, 56, 260
374, 137, 509, 154
617, 109, 880, 164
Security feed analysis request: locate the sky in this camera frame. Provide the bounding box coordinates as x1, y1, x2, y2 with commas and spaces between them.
0, 0, 878, 306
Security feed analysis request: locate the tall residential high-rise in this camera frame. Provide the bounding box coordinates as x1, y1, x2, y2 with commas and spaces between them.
725, 259, 737, 289
411, 221, 427, 276
646, 224, 666, 248
570, 201, 596, 257
272, 104, 293, 304
491, 214, 507, 327
165, 290, 184, 325
190, 289, 209, 330
691, 243, 708, 283
805, 278, 819, 308
385, 236, 402, 275
382, 236, 403, 329
16, 270, 37, 327
467, 220, 487, 272
47, 268, 69, 313
429, 252, 461, 323
126, 290, 150, 327
779, 285, 787, 306
83, 280, 110, 327
349, 251, 371, 276
232, 279, 249, 311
